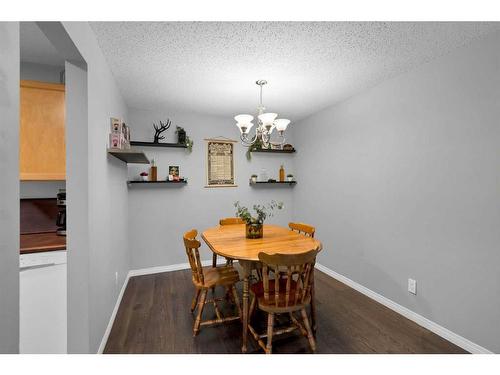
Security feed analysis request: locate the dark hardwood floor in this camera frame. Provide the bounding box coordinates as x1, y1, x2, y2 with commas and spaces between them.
104, 269, 467, 354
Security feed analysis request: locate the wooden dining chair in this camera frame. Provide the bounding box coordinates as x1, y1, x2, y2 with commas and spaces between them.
219, 217, 245, 226
218, 217, 262, 281
289, 222, 315, 237
247, 248, 320, 354
289, 222, 317, 333
183, 229, 242, 336
212, 217, 245, 267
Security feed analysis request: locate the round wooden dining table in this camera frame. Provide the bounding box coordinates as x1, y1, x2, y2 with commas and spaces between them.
202, 224, 322, 353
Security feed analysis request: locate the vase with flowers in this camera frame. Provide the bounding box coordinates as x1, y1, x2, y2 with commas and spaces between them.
234, 200, 284, 239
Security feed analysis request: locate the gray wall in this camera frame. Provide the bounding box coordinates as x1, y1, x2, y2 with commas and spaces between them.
20, 181, 65, 199
65, 61, 89, 353
292, 31, 500, 353
127, 108, 296, 269
0, 21, 20, 353
61, 22, 130, 353
20, 61, 63, 83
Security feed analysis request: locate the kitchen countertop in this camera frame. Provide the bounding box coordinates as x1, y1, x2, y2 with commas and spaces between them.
20, 232, 66, 254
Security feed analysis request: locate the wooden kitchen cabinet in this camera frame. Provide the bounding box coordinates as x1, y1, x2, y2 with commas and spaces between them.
20, 80, 65, 180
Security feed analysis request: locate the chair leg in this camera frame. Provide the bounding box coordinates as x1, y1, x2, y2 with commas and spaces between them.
193, 289, 207, 336
248, 295, 256, 320
265, 313, 274, 354
231, 285, 242, 319
211, 253, 217, 297
301, 308, 316, 352
255, 268, 262, 281
225, 287, 233, 302
190, 288, 201, 313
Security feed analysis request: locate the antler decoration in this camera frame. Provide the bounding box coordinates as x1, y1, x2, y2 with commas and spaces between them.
152, 119, 171, 143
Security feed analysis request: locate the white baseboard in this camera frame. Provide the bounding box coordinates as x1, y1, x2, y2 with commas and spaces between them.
128, 259, 225, 277
97, 259, 225, 353
97, 272, 131, 354
315, 263, 493, 354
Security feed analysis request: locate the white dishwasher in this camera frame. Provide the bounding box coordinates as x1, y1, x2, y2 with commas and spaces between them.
20, 250, 67, 354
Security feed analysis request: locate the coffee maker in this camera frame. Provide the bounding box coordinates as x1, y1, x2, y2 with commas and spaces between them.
56, 189, 66, 236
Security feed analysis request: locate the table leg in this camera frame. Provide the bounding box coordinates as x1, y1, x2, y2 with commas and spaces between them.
239, 260, 252, 353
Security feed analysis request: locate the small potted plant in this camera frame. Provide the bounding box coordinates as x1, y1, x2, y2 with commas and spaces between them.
175, 126, 193, 153
246, 138, 263, 160
175, 126, 186, 144
287, 174, 294, 182
234, 200, 284, 239
185, 135, 193, 153
140, 171, 148, 181
250, 174, 258, 184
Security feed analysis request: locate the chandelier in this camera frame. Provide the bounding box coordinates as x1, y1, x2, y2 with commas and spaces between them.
234, 80, 290, 148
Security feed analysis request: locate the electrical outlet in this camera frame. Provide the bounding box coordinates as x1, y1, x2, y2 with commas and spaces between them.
408, 278, 417, 295
115, 271, 119, 286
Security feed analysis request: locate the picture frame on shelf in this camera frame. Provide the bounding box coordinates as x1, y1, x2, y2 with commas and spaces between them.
169, 165, 180, 181
169, 165, 179, 177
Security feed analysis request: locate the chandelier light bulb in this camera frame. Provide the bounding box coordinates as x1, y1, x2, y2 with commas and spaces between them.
258, 112, 278, 126
235, 114, 254, 134
237, 122, 253, 134
234, 114, 254, 124
274, 119, 290, 132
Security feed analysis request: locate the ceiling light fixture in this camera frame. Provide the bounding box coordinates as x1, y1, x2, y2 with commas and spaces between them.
234, 80, 290, 148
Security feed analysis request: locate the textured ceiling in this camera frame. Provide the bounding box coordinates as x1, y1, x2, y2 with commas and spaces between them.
90, 22, 500, 121
20, 22, 65, 67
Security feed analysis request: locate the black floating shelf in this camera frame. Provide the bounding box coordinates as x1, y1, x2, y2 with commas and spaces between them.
130, 141, 187, 148
249, 180, 296, 186
108, 149, 150, 164
251, 148, 296, 154
127, 180, 187, 186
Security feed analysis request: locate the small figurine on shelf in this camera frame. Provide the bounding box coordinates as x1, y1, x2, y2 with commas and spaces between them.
122, 122, 131, 149
287, 174, 294, 182
109, 117, 123, 149
140, 172, 148, 182
108, 118, 131, 150
250, 174, 258, 184
259, 168, 268, 182
152, 119, 171, 143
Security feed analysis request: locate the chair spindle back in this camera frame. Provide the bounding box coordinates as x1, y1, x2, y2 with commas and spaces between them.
258, 249, 319, 308
289, 222, 315, 237
183, 229, 204, 285
219, 217, 245, 226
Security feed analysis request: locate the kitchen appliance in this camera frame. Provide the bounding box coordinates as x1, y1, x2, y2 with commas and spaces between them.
20, 250, 67, 353
56, 189, 66, 236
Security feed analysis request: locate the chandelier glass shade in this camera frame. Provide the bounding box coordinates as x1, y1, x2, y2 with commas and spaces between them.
234, 80, 290, 148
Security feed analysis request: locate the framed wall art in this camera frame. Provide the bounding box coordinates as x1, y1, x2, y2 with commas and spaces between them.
205, 137, 237, 188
